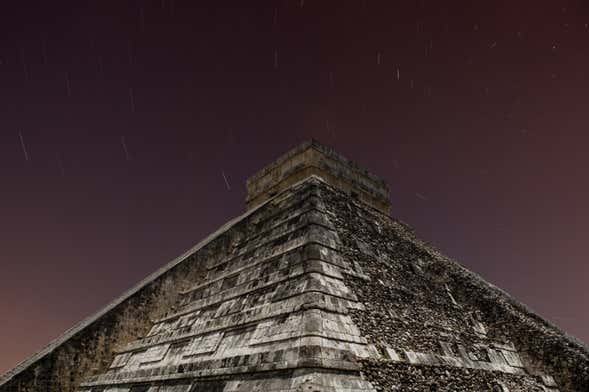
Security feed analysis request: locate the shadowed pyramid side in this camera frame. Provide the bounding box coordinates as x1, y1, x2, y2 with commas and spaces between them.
316, 178, 587, 391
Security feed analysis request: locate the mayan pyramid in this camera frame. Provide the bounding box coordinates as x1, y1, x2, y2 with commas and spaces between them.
1, 140, 587, 392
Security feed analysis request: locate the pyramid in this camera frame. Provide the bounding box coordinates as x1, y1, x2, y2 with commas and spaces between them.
1, 141, 587, 392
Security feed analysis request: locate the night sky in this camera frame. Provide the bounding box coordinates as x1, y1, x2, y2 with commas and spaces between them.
1, 1, 588, 374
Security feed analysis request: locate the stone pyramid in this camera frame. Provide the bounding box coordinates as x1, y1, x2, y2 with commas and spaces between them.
1, 141, 587, 392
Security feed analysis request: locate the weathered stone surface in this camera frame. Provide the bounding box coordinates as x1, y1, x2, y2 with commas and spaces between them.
246, 140, 391, 214
1, 141, 587, 392
317, 175, 588, 391
73, 180, 374, 392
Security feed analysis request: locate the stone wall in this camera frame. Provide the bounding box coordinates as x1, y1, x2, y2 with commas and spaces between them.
318, 181, 589, 391
76, 178, 377, 392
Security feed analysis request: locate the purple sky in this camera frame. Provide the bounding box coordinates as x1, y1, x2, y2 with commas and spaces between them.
1, 0, 588, 374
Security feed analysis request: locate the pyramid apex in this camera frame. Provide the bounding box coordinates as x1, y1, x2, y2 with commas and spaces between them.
246, 140, 391, 214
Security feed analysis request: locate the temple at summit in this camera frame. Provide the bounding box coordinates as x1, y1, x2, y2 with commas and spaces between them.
1, 140, 587, 391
